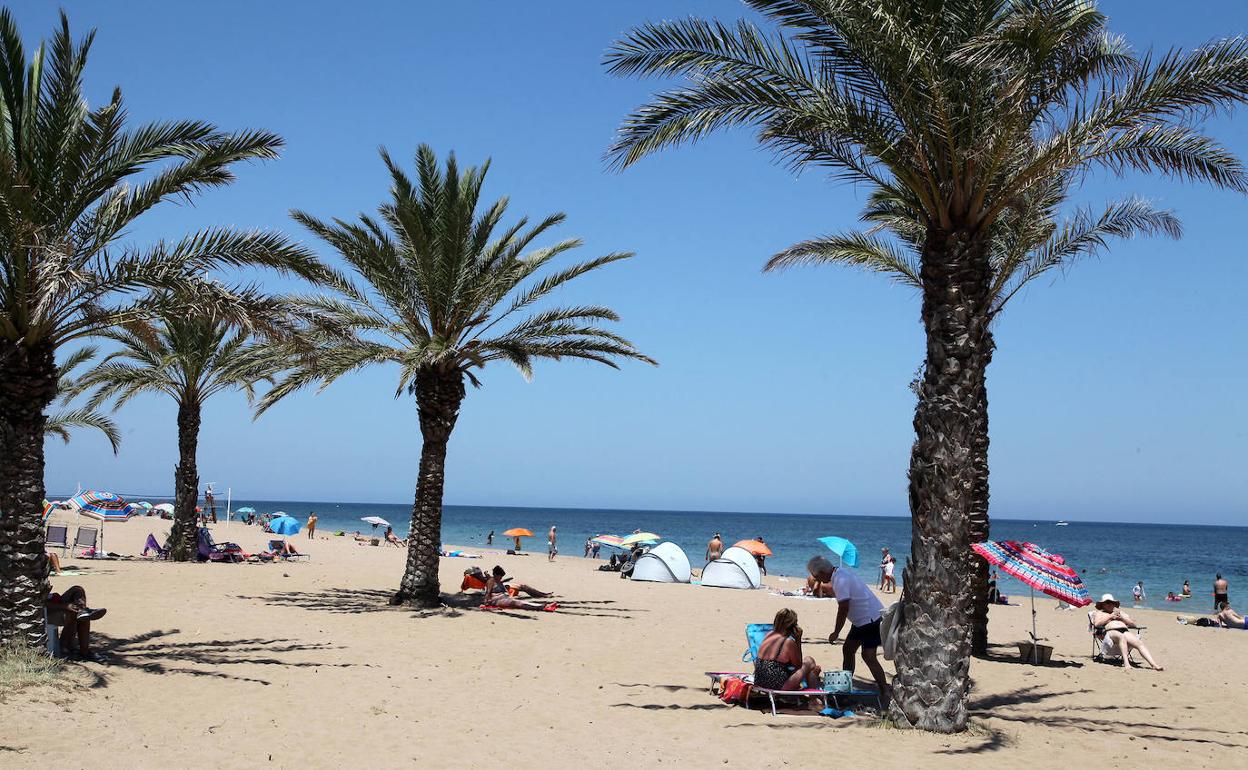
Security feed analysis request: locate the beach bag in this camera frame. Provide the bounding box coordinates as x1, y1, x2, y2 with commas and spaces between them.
719, 676, 751, 705
880, 601, 903, 661
821, 670, 853, 693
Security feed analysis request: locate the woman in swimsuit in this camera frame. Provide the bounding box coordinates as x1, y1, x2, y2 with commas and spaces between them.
1217, 603, 1247, 629
482, 566, 557, 611
752, 608, 821, 690
1089, 594, 1163, 671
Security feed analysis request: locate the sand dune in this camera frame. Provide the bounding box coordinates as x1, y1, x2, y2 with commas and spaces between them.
2, 516, 1243, 768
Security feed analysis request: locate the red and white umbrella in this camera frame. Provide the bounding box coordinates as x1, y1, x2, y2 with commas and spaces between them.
972, 541, 1091, 662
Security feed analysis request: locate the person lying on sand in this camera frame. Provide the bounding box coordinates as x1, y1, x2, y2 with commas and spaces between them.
753, 608, 821, 691
1217, 603, 1247, 629
804, 574, 833, 598
1090, 593, 1163, 670
480, 565, 556, 611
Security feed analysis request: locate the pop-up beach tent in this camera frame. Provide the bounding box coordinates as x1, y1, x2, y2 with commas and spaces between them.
631, 541, 692, 583
700, 545, 762, 589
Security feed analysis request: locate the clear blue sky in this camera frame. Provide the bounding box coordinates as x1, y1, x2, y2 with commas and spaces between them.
21, 1, 1246, 524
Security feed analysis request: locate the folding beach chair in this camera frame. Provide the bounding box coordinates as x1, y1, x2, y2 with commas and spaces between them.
142, 533, 169, 559
73, 527, 98, 557
46, 524, 70, 556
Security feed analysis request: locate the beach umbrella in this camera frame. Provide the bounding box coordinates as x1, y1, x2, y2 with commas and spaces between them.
272, 511, 288, 517
269, 515, 301, 537
734, 539, 772, 557
817, 536, 858, 567
502, 527, 533, 551
361, 516, 390, 529
42, 499, 52, 522
66, 490, 131, 521
154, 503, 174, 514
972, 540, 1092, 662
590, 535, 626, 549
621, 532, 660, 547
236, 506, 256, 514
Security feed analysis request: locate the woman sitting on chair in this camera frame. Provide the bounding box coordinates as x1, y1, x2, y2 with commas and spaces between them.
752, 608, 821, 690
1090, 593, 1163, 671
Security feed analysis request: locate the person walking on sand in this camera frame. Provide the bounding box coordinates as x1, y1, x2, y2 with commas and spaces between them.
882, 552, 896, 593
548, 526, 558, 561
1214, 574, 1229, 611
878, 547, 889, 589
306, 512, 318, 539
808, 555, 888, 700
706, 533, 723, 562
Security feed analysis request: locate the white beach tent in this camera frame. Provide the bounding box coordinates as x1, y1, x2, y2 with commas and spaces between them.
700, 546, 762, 589
630, 541, 692, 583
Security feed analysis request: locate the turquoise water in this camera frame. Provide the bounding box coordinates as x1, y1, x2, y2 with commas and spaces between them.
157, 499, 1246, 611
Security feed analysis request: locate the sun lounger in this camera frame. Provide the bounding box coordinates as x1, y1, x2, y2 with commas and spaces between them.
704, 672, 880, 715
46, 524, 70, 556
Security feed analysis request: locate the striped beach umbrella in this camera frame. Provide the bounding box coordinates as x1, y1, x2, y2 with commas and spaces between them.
65, 491, 132, 521
973, 540, 1091, 662
42, 499, 52, 522
972, 540, 1090, 607
590, 535, 625, 549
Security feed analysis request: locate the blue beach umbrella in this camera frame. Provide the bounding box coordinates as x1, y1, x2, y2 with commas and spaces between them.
817, 536, 858, 567
236, 506, 256, 514
269, 515, 301, 537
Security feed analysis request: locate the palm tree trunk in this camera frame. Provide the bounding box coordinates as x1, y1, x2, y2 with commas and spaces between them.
969, 334, 995, 656
392, 368, 465, 608
889, 228, 993, 733
169, 399, 201, 562
0, 340, 57, 649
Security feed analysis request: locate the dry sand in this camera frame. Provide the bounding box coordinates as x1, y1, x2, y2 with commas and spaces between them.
2, 516, 1244, 768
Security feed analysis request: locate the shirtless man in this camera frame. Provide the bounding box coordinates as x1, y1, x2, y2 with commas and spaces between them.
1214, 574, 1229, 611
547, 526, 557, 562
1217, 603, 1247, 629
706, 533, 723, 562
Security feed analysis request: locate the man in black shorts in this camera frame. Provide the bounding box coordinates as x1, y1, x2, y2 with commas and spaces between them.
808, 555, 888, 699
1214, 574, 1229, 612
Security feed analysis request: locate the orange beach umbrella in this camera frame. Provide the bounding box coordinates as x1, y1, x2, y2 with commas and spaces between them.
502, 528, 533, 538
734, 539, 772, 556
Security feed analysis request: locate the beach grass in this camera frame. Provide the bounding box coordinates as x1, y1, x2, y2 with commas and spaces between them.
0, 642, 62, 696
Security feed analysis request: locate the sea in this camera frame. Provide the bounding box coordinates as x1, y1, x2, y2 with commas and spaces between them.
112, 497, 1247, 611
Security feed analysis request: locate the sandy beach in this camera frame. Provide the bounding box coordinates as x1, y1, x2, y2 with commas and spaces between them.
2, 517, 1244, 769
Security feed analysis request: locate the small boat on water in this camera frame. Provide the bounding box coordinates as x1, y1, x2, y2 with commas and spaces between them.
1056, 520, 1069, 526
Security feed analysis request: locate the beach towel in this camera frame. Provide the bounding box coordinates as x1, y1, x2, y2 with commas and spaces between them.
460, 574, 517, 597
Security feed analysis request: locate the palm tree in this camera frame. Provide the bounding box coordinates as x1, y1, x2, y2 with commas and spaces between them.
74, 298, 291, 561
44, 346, 121, 452
258, 144, 654, 608
606, 0, 1248, 731
0, 10, 322, 648
768, 181, 1182, 654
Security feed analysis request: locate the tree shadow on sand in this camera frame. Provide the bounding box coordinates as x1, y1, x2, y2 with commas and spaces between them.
250, 588, 642, 621
80, 628, 355, 687
937, 684, 1248, 754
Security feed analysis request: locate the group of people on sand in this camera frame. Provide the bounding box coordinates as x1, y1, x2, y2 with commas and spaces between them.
753, 556, 889, 699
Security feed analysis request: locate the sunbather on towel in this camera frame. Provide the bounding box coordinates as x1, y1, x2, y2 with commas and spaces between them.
482, 565, 556, 611
46, 586, 107, 662
753, 608, 821, 690
804, 574, 833, 598
1090, 593, 1164, 670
